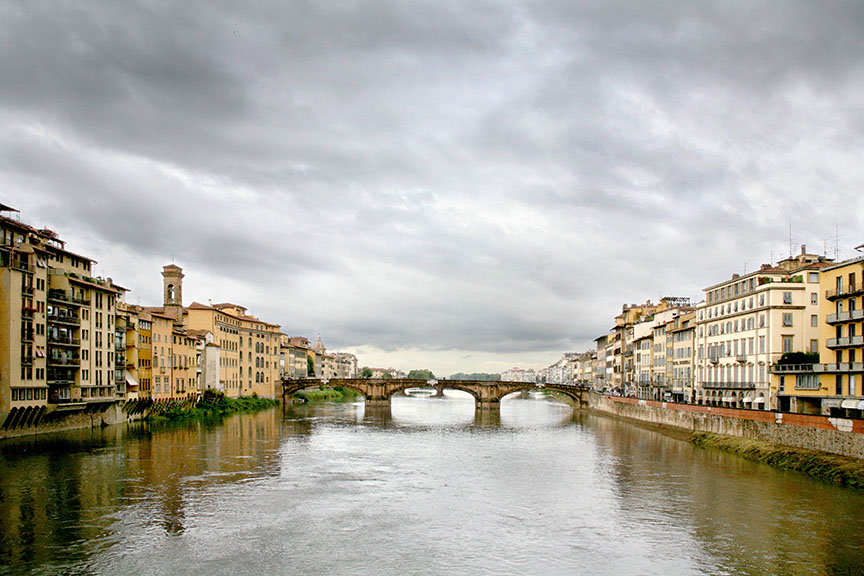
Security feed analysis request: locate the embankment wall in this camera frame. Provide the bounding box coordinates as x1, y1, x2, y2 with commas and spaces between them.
589, 393, 864, 459
0, 403, 138, 440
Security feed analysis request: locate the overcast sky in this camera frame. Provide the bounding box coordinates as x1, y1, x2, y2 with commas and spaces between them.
3, 1, 864, 376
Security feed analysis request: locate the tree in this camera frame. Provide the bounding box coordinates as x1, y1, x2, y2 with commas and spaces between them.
307, 355, 315, 377
407, 369, 435, 380
360, 367, 373, 379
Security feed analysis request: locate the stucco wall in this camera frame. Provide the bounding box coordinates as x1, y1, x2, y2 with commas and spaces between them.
589, 392, 864, 459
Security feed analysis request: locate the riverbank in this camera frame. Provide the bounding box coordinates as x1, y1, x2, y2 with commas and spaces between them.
293, 386, 361, 403
690, 431, 864, 489
146, 390, 279, 421
587, 392, 864, 488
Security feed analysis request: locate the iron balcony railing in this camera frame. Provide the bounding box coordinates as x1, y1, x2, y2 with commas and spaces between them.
701, 381, 757, 389
48, 336, 81, 347
47, 312, 80, 325
48, 356, 80, 367
47, 290, 88, 306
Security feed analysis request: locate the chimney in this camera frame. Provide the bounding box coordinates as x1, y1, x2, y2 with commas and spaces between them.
801, 244, 806, 255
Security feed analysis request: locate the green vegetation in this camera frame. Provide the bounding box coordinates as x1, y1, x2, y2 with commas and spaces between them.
690, 432, 864, 489
778, 351, 820, 364
307, 355, 315, 376
147, 390, 279, 422
449, 372, 501, 381
407, 369, 435, 379
360, 367, 373, 379
294, 385, 361, 403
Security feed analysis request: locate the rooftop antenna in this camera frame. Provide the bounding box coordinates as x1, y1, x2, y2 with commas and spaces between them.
788, 212, 793, 259
834, 208, 840, 260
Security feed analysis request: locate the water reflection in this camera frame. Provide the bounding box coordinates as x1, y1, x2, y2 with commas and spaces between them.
0, 409, 285, 573
1, 400, 863, 576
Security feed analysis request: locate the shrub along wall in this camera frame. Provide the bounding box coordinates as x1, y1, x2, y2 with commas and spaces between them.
589, 393, 864, 460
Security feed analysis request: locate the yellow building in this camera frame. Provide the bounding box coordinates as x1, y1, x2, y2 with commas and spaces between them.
777, 252, 864, 416
149, 265, 282, 399
1, 204, 124, 428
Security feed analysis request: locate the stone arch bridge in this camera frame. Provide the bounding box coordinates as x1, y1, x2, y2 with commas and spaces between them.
281, 378, 587, 411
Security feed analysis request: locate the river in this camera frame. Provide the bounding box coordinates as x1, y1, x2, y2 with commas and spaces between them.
1, 392, 863, 575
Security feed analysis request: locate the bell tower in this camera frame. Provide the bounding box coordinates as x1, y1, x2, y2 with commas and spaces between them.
162, 264, 185, 324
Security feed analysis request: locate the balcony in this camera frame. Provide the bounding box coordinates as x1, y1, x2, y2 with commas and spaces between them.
20, 328, 34, 342
21, 355, 34, 366
826, 282, 864, 301
21, 306, 35, 319
771, 363, 815, 373
814, 362, 864, 373
22, 285, 35, 295
48, 356, 80, 368
701, 381, 757, 389
48, 336, 80, 348
826, 309, 864, 325
47, 290, 87, 307
47, 312, 80, 326
10, 260, 34, 274
826, 336, 864, 349
736, 354, 748, 363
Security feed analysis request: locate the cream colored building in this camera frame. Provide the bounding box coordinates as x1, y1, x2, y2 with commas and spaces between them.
667, 311, 696, 403
280, 335, 311, 379
695, 248, 829, 410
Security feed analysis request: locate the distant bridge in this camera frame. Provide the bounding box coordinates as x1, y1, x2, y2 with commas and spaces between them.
281, 378, 587, 411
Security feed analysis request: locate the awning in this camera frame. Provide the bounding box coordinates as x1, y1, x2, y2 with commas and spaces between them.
125, 371, 139, 389
858, 401, 864, 411
722, 396, 735, 402
753, 397, 765, 404
841, 399, 859, 409
742, 397, 752, 403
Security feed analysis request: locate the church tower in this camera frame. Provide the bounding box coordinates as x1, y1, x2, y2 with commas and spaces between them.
162, 264, 185, 324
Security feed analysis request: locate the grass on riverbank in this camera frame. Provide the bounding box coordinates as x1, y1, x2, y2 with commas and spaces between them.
147, 390, 279, 422
294, 386, 361, 403
690, 431, 864, 489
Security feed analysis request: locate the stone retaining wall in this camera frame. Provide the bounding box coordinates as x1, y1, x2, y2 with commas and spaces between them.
589, 392, 864, 459
0, 402, 136, 440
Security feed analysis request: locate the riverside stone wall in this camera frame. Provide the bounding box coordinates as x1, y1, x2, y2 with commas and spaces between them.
589, 392, 864, 460
0, 402, 136, 440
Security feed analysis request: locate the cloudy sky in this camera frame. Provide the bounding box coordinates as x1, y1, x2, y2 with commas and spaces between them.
3, 1, 864, 376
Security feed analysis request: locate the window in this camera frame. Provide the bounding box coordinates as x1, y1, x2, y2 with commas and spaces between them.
783, 313, 793, 326
811, 293, 818, 304
808, 272, 819, 283
783, 292, 793, 304
811, 315, 818, 327
782, 335, 793, 353
810, 339, 818, 353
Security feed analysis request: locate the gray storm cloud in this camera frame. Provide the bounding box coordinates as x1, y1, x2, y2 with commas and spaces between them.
3, 1, 864, 373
